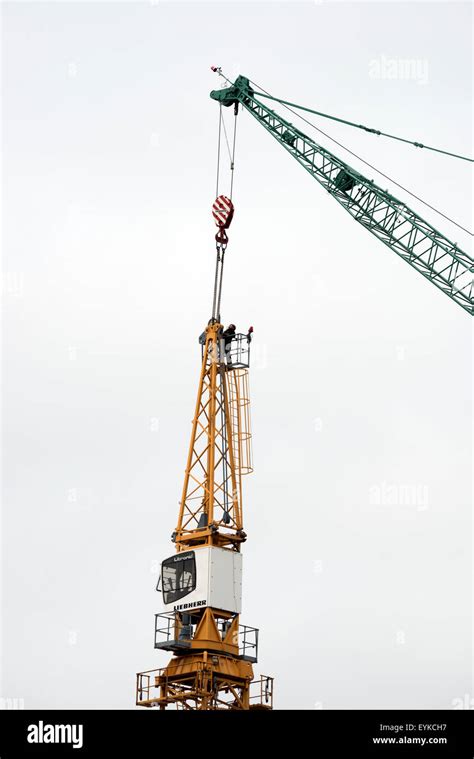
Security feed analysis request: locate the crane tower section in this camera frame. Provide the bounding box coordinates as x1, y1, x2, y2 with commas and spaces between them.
174, 324, 251, 553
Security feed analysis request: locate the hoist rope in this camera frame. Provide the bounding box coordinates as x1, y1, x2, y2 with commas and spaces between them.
215, 104, 222, 198
213, 96, 238, 322
248, 77, 473, 237
250, 89, 474, 164
215, 96, 239, 201
221, 114, 233, 165
216, 249, 226, 321
211, 248, 220, 322
230, 108, 238, 200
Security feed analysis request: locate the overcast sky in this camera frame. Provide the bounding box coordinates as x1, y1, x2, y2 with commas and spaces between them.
1, 0, 472, 710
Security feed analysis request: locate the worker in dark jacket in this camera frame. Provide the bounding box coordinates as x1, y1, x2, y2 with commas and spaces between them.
222, 324, 236, 365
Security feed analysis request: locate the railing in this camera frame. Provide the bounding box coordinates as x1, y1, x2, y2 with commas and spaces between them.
136, 660, 206, 705
136, 670, 153, 704
239, 623, 258, 662
249, 675, 274, 709
136, 664, 274, 709
153, 611, 259, 662
201, 332, 251, 368
224, 333, 251, 369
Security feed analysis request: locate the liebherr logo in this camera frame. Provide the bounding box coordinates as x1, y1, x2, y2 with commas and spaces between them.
27, 720, 83, 749
174, 599, 206, 611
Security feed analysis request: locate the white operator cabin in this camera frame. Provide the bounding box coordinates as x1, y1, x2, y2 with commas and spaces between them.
160, 546, 242, 614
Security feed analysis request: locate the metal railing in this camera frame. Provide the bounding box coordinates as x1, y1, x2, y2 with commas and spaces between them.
201, 332, 251, 368
224, 333, 251, 369
238, 623, 259, 662
136, 664, 274, 709
136, 660, 206, 705
153, 611, 259, 661
249, 675, 274, 709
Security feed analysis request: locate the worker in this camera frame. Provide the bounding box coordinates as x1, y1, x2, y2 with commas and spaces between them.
222, 323, 236, 365
198, 318, 215, 346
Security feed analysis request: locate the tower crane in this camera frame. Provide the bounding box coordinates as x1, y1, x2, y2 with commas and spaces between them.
135, 70, 472, 712
136, 195, 273, 710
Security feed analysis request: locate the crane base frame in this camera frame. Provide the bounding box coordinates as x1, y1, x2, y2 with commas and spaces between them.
136, 653, 273, 710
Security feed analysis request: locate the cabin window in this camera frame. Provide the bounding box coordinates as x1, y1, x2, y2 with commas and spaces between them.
161, 553, 196, 605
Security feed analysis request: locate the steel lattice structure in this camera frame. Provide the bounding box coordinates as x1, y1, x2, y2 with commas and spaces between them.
175, 323, 245, 551
211, 76, 473, 315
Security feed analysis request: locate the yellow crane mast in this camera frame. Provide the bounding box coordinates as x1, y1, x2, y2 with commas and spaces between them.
136, 196, 273, 710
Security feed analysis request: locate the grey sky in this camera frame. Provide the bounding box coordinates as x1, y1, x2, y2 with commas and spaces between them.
1, 1, 472, 709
